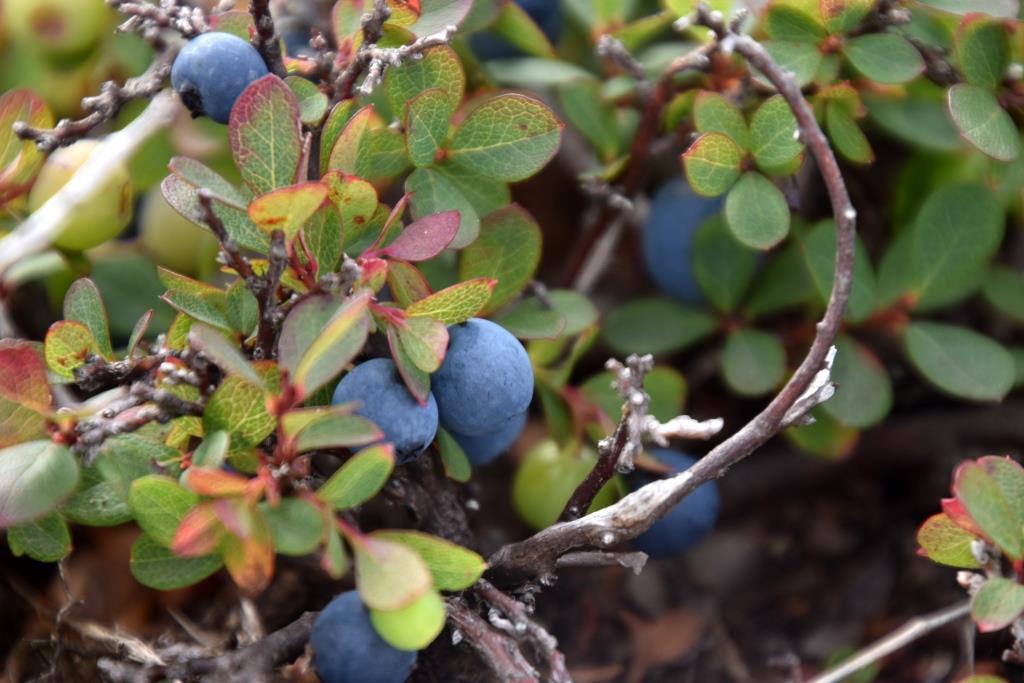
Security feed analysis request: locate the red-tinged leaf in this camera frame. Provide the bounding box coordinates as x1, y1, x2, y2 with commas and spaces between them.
404, 278, 495, 325
278, 294, 346, 378
953, 461, 1023, 560
941, 497, 984, 536
394, 315, 448, 373
184, 467, 251, 498
248, 182, 329, 240
375, 211, 460, 261
916, 513, 982, 568
317, 443, 396, 509
220, 525, 275, 595
293, 292, 372, 399
387, 327, 431, 404
188, 323, 266, 388
44, 321, 99, 381
0, 340, 52, 412
328, 104, 375, 175
171, 502, 224, 557
229, 75, 303, 195
321, 526, 349, 579
386, 260, 433, 306
973, 577, 1024, 632
0, 89, 52, 205
322, 170, 379, 246
356, 257, 389, 293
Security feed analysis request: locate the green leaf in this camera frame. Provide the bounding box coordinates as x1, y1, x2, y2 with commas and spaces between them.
693, 91, 749, 150
370, 590, 446, 651
7, 513, 71, 562
724, 173, 790, 249
294, 414, 382, 453
390, 315, 448, 373
406, 167, 480, 249
226, 280, 259, 337
956, 17, 1010, 90
389, 335, 432, 406
749, 96, 803, 173
0, 441, 78, 527
948, 84, 1021, 161
189, 323, 265, 388
0, 89, 50, 206
954, 460, 1023, 559
721, 328, 786, 397
285, 75, 329, 126
355, 535, 433, 611
905, 323, 1014, 402
916, 513, 981, 568
864, 92, 962, 153
130, 533, 222, 590
784, 407, 860, 460
682, 132, 743, 197
436, 428, 471, 482
318, 444, 396, 510
745, 243, 817, 318
979, 456, 1024, 523
458, 205, 541, 313
822, 335, 892, 428
843, 33, 924, 84
910, 182, 1004, 311
604, 298, 718, 356
799, 220, 877, 323
63, 279, 112, 359
385, 45, 465, 122
261, 498, 325, 556
692, 213, 758, 312
972, 577, 1024, 632
405, 88, 454, 167
487, 0, 555, 57
484, 58, 594, 88
404, 278, 495, 324
763, 4, 826, 43
62, 465, 132, 527
204, 374, 276, 453
825, 100, 874, 164
95, 434, 169, 501
293, 292, 372, 399
45, 320, 99, 381
128, 475, 198, 547
278, 294, 346, 379
983, 266, 1024, 323
357, 126, 412, 182
558, 79, 622, 160
319, 101, 357, 176
161, 174, 268, 255
434, 162, 511, 218
820, 0, 872, 34
447, 94, 563, 182
159, 268, 233, 332
375, 530, 486, 591
229, 75, 303, 195
192, 431, 229, 469
759, 41, 823, 88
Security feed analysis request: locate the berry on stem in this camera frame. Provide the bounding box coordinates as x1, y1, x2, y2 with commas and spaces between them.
170, 32, 269, 124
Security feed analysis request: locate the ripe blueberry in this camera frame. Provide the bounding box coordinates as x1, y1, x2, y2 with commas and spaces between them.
432, 318, 533, 436
642, 179, 723, 303
170, 32, 269, 124
452, 410, 527, 466
628, 449, 719, 558
311, 591, 417, 683
332, 358, 439, 463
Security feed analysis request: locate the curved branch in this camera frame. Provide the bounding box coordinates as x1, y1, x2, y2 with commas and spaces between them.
487, 5, 856, 586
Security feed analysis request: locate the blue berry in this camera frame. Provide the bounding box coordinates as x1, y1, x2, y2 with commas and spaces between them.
628, 449, 719, 558
171, 32, 269, 124
642, 179, 723, 303
332, 358, 439, 464
452, 410, 527, 466
311, 591, 417, 683
432, 319, 533, 436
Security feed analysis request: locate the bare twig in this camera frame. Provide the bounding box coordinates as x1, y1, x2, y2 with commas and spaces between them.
198, 190, 256, 282
488, 4, 856, 586
254, 230, 287, 360
14, 51, 176, 152
447, 599, 540, 683
807, 601, 971, 683
555, 550, 648, 574
0, 91, 180, 275
249, 0, 287, 78
109, 0, 207, 45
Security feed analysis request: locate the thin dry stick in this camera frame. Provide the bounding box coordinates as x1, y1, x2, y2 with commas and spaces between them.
446, 599, 540, 683
0, 90, 181, 276
487, 4, 856, 585
249, 0, 287, 78
807, 601, 971, 683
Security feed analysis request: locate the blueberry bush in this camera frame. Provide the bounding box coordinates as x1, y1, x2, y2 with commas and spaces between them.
1, 0, 1023, 681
